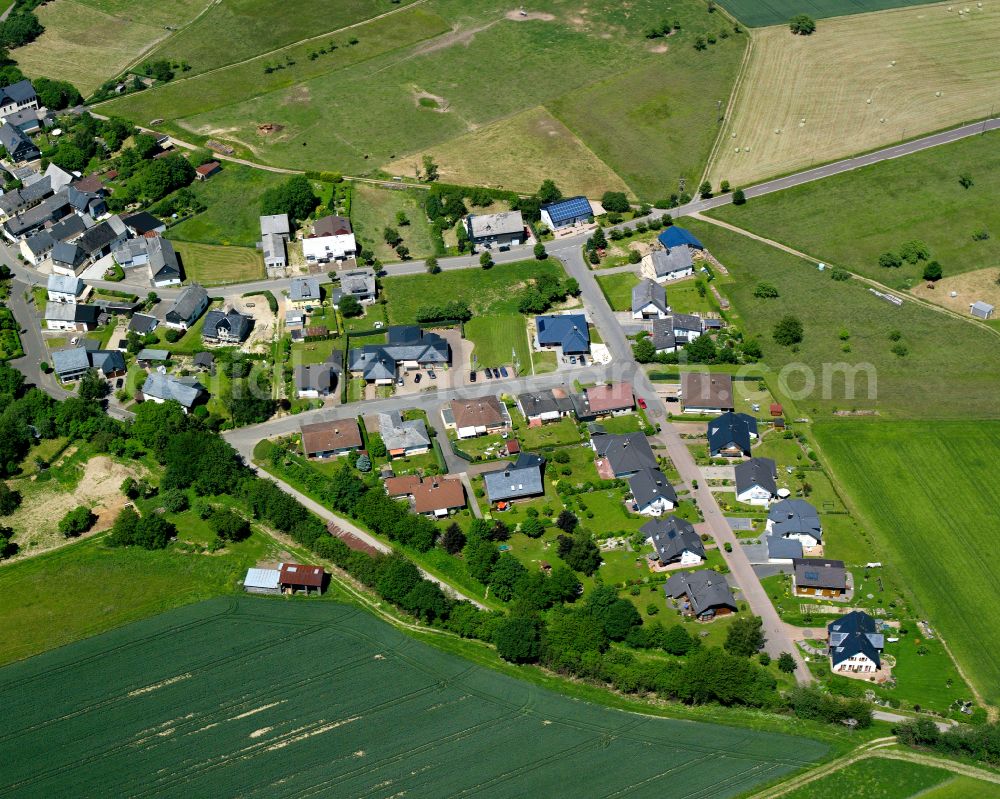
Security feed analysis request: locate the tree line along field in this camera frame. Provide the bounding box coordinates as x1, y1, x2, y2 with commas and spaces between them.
709, 130, 1000, 291
681, 219, 1000, 420
97, 0, 747, 199
813, 421, 1000, 707
0, 596, 828, 798
715, 0, 943, 28
707, 3, 1000, 188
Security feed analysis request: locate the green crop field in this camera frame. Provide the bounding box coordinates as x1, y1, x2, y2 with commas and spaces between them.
596, 272, 640, 312
716, 0, 942, 27
382, 259, 564, 324
709, 130, 1000, 291
0, 596, 827, 797
350, 183, 436, 262
781, 757, 950, 799
683, 219, 1000, 419
172, 240, 265, 285
814, 421, 1000, 705
465, 314, 532, 373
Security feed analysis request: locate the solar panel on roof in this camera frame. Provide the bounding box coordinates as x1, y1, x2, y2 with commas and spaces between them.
545, 196, 592, 224
804, 570, 819, 580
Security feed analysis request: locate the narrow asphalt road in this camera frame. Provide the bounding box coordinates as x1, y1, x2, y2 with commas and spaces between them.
7, 279, 72, 400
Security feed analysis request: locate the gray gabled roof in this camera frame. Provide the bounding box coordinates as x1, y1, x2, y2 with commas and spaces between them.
260, 213, 290, 237
591, 431, 657, 476
289, 276, 321, 302
44, 303, 99, 323
51, 346, 89, 375
166, 284, 208, 324
707, 412, 757, 455
632, 278, 667, 315
90, 349, 125, 375
643, 515, 704, 564
141, 372, 201, 407
0, 122, 37, 156
203, 308, 253, 342
294, 363, 336, 393
766, 534, 802, 561
793, 557, 845, 590
46, 272, 83, 296
1, 79, 36, 105
517, 388, 574, 417
51, 240, 84, 268
76, 216, 125, 256
128, 313, 158, 334
649, 245, 694, 277
148, 237, 180, 282
734, 457, 777, 497
483, 453, 545, 502
378, 411, 431, 451
628, 468, 677, 509
664, 570, 736, 616
768, 499, 822, 542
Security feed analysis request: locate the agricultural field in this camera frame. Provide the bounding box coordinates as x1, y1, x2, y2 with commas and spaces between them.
683, 218, 1000, 419
813, 420, 1000, 706
707, 4, 1000, 187
99, 0, 747, 198
779, 756, 954, 799
709, 130, 1000, 290
350, 183, 436, 262
171, 240, 265, 285
0, 596, 827, 797
716, 0, 942, 27
464, 313, 533, 373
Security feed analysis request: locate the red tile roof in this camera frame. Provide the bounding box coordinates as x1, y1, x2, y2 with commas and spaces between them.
586, 382, 634, 414
384, 475, 421, 497
195, 161, 221, 176
412, 478, 466, 514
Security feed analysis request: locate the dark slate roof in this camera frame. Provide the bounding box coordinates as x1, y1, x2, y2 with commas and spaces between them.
517, 388, 574, 418
192, 351, 215, 368
541, 195, 592, 226
166, 284, 208, 324
707, 412, 757, 456
49, 213, 88, 242
203, 308, 253, 342
1, 79, 36, 105
76, 218, 121, 255
122, 211, 164, 234
591, 431, 657, 476
128, 313, 158, 334
294, 363, 336, 393
828, 611, 883, 668
643, 515, 704, 564
51, 346, 89, 376
628, 468, 677, 509
632, 278, 667, 315
348, 326, 449, 380
648, 246, 694, 278
793, 558, 846, 590
664, 570, 736, 616
657, 226, 704, 250
766, 534, 802, 561
141, 372, 201, 408
0, 122, 37, 156
536, 313, 589, 354
768, 499, 822, 542
483, 453, 545, 502
90, 349, 125, 376
734, 457, 777, 497
148, 237, 181, 283
24, 229, 54, 256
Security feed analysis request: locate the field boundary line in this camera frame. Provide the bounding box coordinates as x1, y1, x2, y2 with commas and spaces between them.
701, 30, 754, 189
114, 0, 221, 79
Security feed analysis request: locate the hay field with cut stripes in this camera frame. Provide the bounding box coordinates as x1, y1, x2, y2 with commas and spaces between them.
717, 0, 942, 28
0, 597, 827, 797
708, 3, 1000, 187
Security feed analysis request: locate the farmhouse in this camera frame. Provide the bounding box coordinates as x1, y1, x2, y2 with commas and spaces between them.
46, 273, 85, 304
641, 246, 695, 284
644, 515, 705, 566
203, 308, 253, 344
377, 410, 431, 458
664, 570, 735, 620
0, 175, 53, 219
535, 313, 590, 357
164, 284, 209, 330
139, 373, 202, 412
632, 279, 669, 319
243, 567, 281, 595
828, 611, 883, 674
627, 468, 677, 516
288, 276, 322, 308
466, 210, 524, 249
349, 326, 449, 384
707, 412, 758, 458
516, 388, 574, 425
591, 430, 657, 479
482, 453, 545, 506
301, 419, 362, 458
681, 372, 734, 414
3, 190, 73, 242
448, 396, 510, 439
0, 79, 38, 117
734, 457, 778, 506
0, 122, 38, 162
573, 382, 634, 420
279, 563, 325, 595
75, 216, 128, 263
540, 196, 593, 230
44, 302, 100, 332
303, 214, 357, 263
294, 363, 338, 399
334, 268, 377, 305
767, 499, 822, 548
792, 558, 847, 598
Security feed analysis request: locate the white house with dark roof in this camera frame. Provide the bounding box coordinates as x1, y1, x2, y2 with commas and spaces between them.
734, 457, 777, 506
628, 468, 677, 516
664, 570, 736, 620
828, 611, 883, 674
539, 196, 592, 230
164, 284, 209, 329
140, 372, 203, 412
378, 411, 431, 457
535, 313, 589, 356
591, 430, 657, 478
303, 215, 356, 263
482, 453, 545, 506
203, 308, 253, 344
335, 268, 377, 305
288, 276, 322, 308
46, 273, 85, 304
641, 245, 695, 284
44, 303, 100, 331
516, 388, 574, 424
767, 499, 822, 548
631, 279, 669, 320
644, 515, 705, 566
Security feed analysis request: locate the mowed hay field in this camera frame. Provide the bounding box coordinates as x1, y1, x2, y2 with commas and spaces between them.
0, 597, 827, 797
709, 130, 1000, 289
13, 0, 210, 95
682, 218, 1000, 419
172, 241, 264, 285
717, 0, 942, 28
814, 421, 1000, 706
707, 3, 1000, 187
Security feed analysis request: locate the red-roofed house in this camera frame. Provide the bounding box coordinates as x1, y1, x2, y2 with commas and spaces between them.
581, 382, 634, 418
195, 161, 222, 180
412, 477, 466, 517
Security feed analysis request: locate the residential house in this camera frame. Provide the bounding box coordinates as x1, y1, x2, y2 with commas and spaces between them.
466, 210, 524, 249
128, 313, 158, 335
734, 457, 777, 506
50, 241, 87, 277
76, 216, 128, 263
384, 474, 421, 499
377, 410, 431, 457
448, 396, 510, 439
411, 477, 466, 518
591, 430, 657, 479
285, 310, 306, 330
203, 308, 253, 344
482, 453, 545, 506
139, 372, 203, 412
3, 108, 43, 134
22, 214, 89, 264
259, 214, 290, 274
334, 268, 377, 305
971, 301, 995, 320
0, 122, 38, 162
302, 214, 357, 263
164, 284, 209, 330
658, 226, 705, 251
650, 314, 704, 354
0, 79, 38, 117
51, 347, 91, 381
67, 185, 107, 219
539, 196, 592, 230
0, 175, 52, 219
244, 567, 281, 595
46, 273, 85, 304
644, 515, 705, 566
122, 211, 166, 237
279, 563, 324, 595
632, 279, 669, 319
792, 557, 847, 598
516, 388, 574, 425
641, 246, 695, 284
294, 363, 338, 399
828, 611, 883, 674
573, 382, 634, 420
147, 237, 182, 287
3, 189, 71, 241
767, 499, 823, 549
44, 302, 100, 331
765, 533, 803, 564
194, 161, 221, 180
535, 313, 590, 357
707, 411, 758, 458
349, 326, 449, 384
664, 570, 736, 620
300, 419, 362, 458
89, 349, 126, 379
113, 238, 151, 269
288, 276, 322, 309
628, 468, 677, 516
681, 372, 734, 414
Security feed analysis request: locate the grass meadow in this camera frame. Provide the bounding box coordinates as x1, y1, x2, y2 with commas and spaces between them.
172, 241, 265, 285
717, 0, 943, 27
779, 757, 950, 799
350, 183, 436, 261
464, 314, 532, 373
707, 3, 1000, 187
683, 218, 1000, 419
0, 596, 828, 797
710, 130, 1000, 290
596, 272, 640, 312
814, 420, 1000, 706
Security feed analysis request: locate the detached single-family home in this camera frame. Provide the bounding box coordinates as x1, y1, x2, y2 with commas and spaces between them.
51, 346, 91, 382
164, 284, 209, 330
147, 237, 182, 287
591, 430, 657, 479
122, 211, 166, 237
482, 453, 545, 506
279, 563, 324, 595
411, 477, 466, 518
259, 214, 290, 273
46, 273, 85, 304
644, 515, 705, 566
377, 410, 431, 458
203, 308, 253, 344
302, 215, 357, 263
288, 276, 322, 308
448, 396, 510, 439
128, 313, 159, 336
734, 457, 777, 506
707, 412, 758, 458
828, 611, 883, 674
664, 570, 736, 620
652, 314, 704, 355
334, 268, 377, 305
0, 122, 38, 162
349, 326, 449, 384
681, 372, 733, 414
385, 474, 421, 499
294, 363, 338, 399
89, 349, 126, 379
792, 557, 847, 598
516, 388, 574, 425
466, 210, 524, 249
632, 279, 669, 319
300, 419, 362, 458
628, 468, 677, 516
767, 499, 823, 548
539, 196, 593, 230
573, 382, 634, 420
535, 313, 590, 357
139, 372, 203, 413
44, 302, 100, 332
641, 246, 695, 284
0, 79, 38, 117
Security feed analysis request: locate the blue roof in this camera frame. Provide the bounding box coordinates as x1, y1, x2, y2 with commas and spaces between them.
535, 314, 589, 354
707, 411, 757, 456
658, 226, 704, 250
541, 196, 592, 226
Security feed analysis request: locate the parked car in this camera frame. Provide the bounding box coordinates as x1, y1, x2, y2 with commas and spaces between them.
428, 369, 436, 379
637, 397, 647, 409
569, 356, 577, 365
492, 368, 501, 378
396, 376, 404, 386
469, 370, 477, 382
578, 355, 586, 366
414, 373, 422, 384
499, 366, 509, 378
245, 302, 255, 308
115, 378, 124, 388
484, 369, 493, 379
